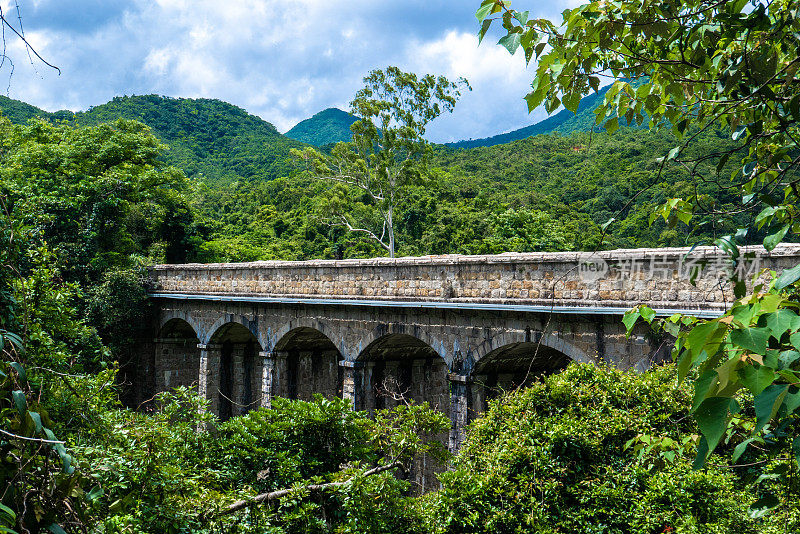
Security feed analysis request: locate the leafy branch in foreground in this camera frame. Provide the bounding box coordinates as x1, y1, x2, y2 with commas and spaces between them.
624, 260, 800, 516
478, 0, 800, 516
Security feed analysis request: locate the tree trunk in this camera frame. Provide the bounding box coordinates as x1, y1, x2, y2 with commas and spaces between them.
387, 207, 395, 258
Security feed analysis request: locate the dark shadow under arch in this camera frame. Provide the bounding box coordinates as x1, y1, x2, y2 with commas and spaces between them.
208, 322, 263, 421
470, 341, 571, 413
273, 327, 342, 401
357, 333, 448, 493
154, 318, 201, 395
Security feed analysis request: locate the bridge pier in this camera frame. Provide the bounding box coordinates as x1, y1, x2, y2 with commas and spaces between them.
259, 350, 274, 408
448, 373, 470, 453
339, 360, 363, 409
197, 342, 223, 416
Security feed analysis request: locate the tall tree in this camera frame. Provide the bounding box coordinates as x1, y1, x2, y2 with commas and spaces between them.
478, 0, 800, 516
293, 66, 469, 258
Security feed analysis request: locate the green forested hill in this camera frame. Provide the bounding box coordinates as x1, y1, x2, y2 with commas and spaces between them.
194, 125, 751, 262
446, 80, 647, 149
0, 95, 53, 123
445, 86, 610, 148
0, 93, 754, 264
0, 94, 306, 184
285, 107, 358, 146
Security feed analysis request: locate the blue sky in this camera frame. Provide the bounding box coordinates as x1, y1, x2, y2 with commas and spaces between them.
1, 0, 581, 142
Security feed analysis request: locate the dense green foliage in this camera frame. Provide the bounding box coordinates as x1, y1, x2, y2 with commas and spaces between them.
75, 391, 442, 533
285, 108, 358, 147
445, 83, 612, 148
431, 364, 797, 533
0, 95, 305, 185
0, 89, 763, 261
293, 67, 470, 257
196, 124, 753, 262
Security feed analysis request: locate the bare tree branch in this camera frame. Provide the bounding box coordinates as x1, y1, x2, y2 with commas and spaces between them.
215, 461, 403, 517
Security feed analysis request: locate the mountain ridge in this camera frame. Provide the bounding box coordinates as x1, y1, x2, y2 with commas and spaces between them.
0, 94, 305, 184
285, 107, 358, 146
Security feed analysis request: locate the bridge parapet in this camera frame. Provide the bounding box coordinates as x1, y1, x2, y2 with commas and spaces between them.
149, 245, 800, 314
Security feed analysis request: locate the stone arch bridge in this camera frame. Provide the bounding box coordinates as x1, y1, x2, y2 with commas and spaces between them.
142, 245, 799, 455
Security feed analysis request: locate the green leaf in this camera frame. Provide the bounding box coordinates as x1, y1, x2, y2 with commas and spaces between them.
622, 309, 641, 334
738, 365, 775, 396
732, 126, 747, 140
28, 411, 43, 433
749, 493, 780, 518
791, 331, 800, 351
784, 390, 800, 416
716, 152, 731, 173
666, 146, 680, 161
12, 390, 27, 415
0, 503, 15, 523
732, 437, 756, 462
778, 350, 800, 369
0, 332, 23, 352
600, 217, 616, 231
640, 306, 656, 323
86, 486, 105, 502
763, 223, 789, 251
687, 321, 728, 359
604, 117, 619, 133
692, 370, 720, 411
695, 396, 737, 452
524, 92, 542, 113
693, 435, 710, 469
498, 33, 521, 54
765, 309, 798, 340
476, 1, 494, 21
478, 19, 492, 44
47, 524, 67, 534
730, 327, 769, 355
8, 361, 26, 382
754, 384, 788, 433
512, 10, 529, 25
677, 347, 695, 384
775, 264, 800, 290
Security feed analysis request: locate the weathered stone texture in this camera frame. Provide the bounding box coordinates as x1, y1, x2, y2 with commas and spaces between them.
150, 245, 800, 313
145, 245, 800, 488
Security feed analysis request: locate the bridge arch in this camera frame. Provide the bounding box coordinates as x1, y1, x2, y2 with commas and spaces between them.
471, 330, 592, 368
154, 317, 202, 393
203, 314, 267, 350
206, 320, 265, 421
354, 323, 448, 364
158, 310, 203, 342
271, 325, 342, 401
270, 317, 340, 353
355, 328, 449, 492
468, 330, 589, 416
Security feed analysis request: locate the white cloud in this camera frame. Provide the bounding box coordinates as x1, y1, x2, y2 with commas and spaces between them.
402, 30, 543, 142
1, 0, 576, 142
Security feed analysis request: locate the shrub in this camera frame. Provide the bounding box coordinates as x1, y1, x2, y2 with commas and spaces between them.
430, 363, 758, 534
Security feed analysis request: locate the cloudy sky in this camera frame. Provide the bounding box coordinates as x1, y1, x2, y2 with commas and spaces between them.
1, 0, 581, 143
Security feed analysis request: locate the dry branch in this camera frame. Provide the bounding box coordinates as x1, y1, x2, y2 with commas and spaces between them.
215, 460, 402, 517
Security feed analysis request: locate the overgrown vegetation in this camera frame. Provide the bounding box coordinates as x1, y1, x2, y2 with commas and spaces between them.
3, 0, 800, 527
432, 364, 797, 533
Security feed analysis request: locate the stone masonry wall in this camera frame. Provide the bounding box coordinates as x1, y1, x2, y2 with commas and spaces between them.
149, 245, 800, 313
